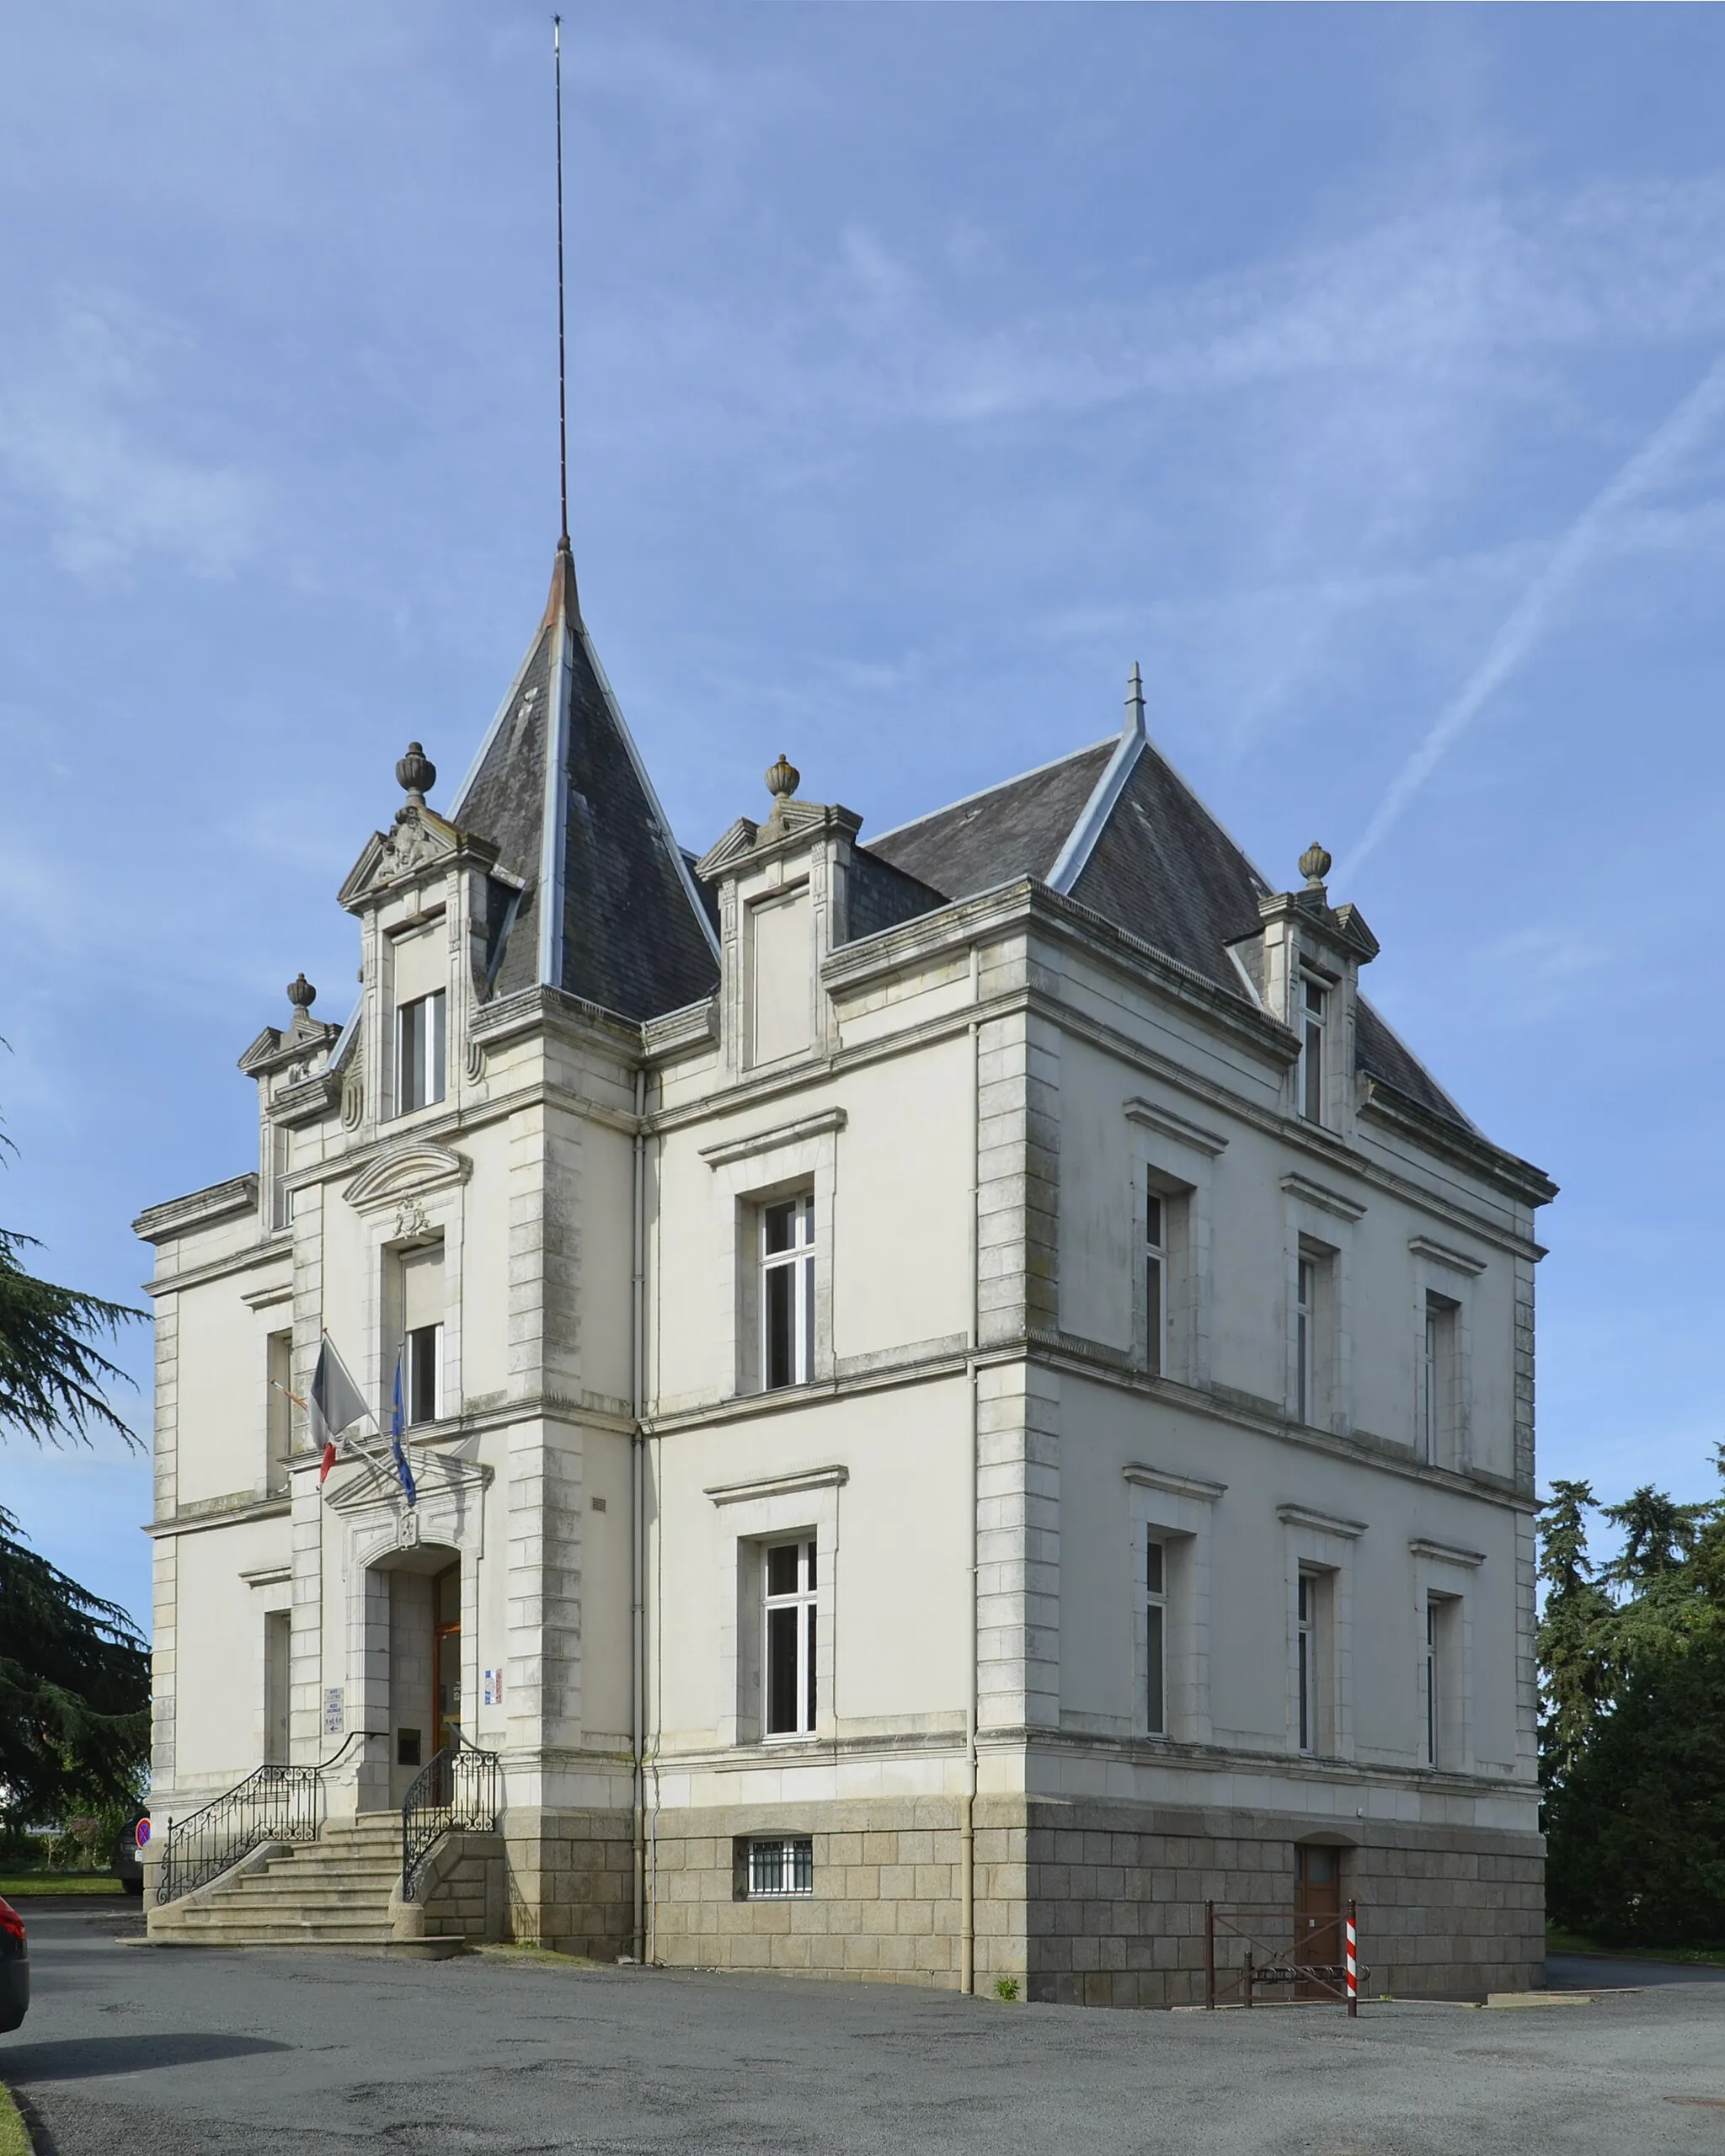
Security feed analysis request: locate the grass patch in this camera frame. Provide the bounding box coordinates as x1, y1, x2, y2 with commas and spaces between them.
1546, 1924, 1725, 1969
0, 2081, 31, 2156
474, 1943, 609, 1971
0, 1875, 124, 1898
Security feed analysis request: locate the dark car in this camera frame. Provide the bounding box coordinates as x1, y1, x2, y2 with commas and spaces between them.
0, 1897, 28, 2033
112, 1814, 146, 1896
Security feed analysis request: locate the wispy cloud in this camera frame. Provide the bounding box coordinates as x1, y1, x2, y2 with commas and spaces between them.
1339, 349, 1725, 877
0, 296, 257, 578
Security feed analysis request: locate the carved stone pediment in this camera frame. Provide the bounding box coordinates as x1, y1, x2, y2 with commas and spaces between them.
342, 1140, 471, 1214
338, 805, 496, 914
696, 798, 862, 882
324, 1447, 490, 1519
239, 1015, 340, 1081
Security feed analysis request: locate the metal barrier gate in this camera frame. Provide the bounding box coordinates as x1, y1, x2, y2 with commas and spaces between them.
1204, 1899, 1362, 2015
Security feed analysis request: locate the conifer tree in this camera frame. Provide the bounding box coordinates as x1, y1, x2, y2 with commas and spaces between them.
0, 1123, 150, 1826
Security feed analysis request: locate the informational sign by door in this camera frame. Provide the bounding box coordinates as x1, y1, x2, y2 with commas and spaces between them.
324, 1686, 344, 1736
483, 1668, 504, 1706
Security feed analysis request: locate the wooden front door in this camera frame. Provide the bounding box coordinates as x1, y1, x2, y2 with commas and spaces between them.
1295, 1845, 1342, 1997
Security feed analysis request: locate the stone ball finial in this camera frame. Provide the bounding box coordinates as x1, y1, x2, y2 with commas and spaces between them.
286, 972, 317, 1013
396, 741, 436, 803
765, 751, 800, 804
1299, 841, 1332, 889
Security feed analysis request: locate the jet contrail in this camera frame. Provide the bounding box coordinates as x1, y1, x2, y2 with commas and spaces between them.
1340, 350, 1725, 880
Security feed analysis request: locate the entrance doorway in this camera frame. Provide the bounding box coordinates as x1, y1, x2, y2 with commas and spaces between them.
382, 1548, 463, 1808
1295, 1844, 1343, 1996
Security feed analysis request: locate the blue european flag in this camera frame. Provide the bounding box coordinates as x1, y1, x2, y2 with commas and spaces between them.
391, 1348, 417, 1508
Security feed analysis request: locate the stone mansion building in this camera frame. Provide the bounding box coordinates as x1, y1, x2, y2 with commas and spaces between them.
137, 536, 1556, 2002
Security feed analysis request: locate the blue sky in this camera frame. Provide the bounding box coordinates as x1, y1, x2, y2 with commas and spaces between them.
4, 3, 1725, 1630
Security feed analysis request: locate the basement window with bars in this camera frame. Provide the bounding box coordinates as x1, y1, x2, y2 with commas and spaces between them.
745, 1836, 814, 1898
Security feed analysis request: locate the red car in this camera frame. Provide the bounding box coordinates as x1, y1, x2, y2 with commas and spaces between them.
0, 1898, 28, 2033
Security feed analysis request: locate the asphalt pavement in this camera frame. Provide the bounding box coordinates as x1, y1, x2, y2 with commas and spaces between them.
6, 1900, 1725, 2154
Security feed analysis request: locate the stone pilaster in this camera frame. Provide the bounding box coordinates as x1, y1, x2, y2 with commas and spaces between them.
975, 1360, 1060, 1733
149, 1288, 179, 1789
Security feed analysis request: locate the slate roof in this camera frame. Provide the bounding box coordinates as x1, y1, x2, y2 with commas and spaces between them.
444, 549, 1467, 1127
451, 542, 719, 1022
868, 728, 1471, 1130
867, 743, 1116, 895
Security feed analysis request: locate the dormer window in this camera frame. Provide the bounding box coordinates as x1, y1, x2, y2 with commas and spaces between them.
1298, 975, 1327, 1123
398, 990, 446, 1114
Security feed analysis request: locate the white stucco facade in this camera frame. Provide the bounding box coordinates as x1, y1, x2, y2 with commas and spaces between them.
139, 556, 1555, 2000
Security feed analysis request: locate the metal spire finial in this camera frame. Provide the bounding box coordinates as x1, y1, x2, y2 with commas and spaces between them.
1124, 661, 1146, 739
553, 15, 569, 547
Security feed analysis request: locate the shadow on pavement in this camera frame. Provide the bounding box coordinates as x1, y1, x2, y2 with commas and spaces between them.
2, 2031, 292, 2082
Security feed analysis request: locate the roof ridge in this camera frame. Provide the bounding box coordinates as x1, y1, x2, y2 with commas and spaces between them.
1047, 666, 1148, 894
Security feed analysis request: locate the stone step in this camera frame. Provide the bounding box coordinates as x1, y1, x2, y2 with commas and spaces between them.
171, 1923, 394, 1945
226, 1890, 393, 1915
254, 1858, 400, 1881
243, 1870, 397, 1895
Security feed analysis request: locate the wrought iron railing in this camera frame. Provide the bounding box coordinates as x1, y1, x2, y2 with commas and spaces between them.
400, 1740, 502, 1903
154, 1732, 366, 1905
156, 1764, 323, 1904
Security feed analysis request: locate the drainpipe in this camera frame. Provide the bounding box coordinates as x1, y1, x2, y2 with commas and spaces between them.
630, 1065, 647, 1963
962, 942, 981, 1996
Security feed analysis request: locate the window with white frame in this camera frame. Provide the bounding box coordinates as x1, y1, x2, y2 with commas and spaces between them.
266, 1329, 293, 1495
1146, 1536, 1168, 1735
1295, 1255, 1316, 1424
1146, 1194, 1167, 1377
397, 990, 447, 1114
1423, 1593, 1462, 1769
269, 1124, 294, 1230
399, 1246, 444, 1425
1294, 1242, 1338, 1428
745, 1836, 813, 1897
1420, 1294, 1458, 1466
763, 1539, 817, 1737
761, 1193, 815, 1390
1298, 974, 1328, 1123
1296, 1570, 1327, 1754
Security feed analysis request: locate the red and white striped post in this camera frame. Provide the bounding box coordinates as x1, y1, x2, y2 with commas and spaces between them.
1345, 1899, 1358, 2018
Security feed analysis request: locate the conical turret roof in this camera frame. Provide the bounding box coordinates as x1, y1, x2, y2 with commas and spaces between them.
451, 540, 718, 1021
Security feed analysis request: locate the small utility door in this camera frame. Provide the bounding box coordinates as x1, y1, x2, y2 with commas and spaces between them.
1295, 1845, 1343, 1997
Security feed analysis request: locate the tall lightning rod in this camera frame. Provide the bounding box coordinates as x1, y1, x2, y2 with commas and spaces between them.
553, 14, 569, 544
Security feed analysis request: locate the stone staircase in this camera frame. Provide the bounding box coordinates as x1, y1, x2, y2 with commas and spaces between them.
153, 1815, 402, 1948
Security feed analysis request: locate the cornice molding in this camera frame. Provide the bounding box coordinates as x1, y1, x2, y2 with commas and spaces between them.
1280, 1171, 1368, 1225
147, 1494, 291, 1539
1408, 1235, 1488, 1278
705, 1464, 849, 1507
1122, 1464, 1227, 1504
699, 1107, 846, 1168
134, 1176, 259, 1246
1361, 1080, 1556, 1210
1277, 1502, 1367, 1540
1409, 1537, 1487, 1568
1123, 1097, 1228, 1157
